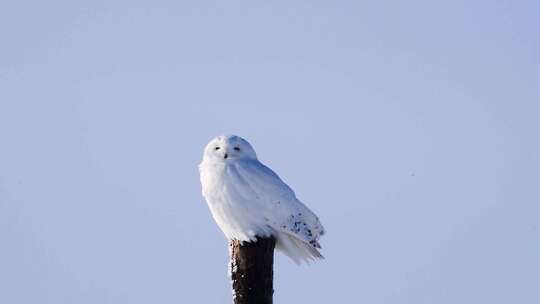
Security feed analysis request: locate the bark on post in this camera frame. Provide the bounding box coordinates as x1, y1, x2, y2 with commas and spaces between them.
230, 237, 276, 304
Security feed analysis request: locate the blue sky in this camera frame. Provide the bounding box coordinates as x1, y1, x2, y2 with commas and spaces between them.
1, 1, 539, 303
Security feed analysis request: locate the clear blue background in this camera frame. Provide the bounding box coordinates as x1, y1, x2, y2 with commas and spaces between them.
1, 1, 539, 303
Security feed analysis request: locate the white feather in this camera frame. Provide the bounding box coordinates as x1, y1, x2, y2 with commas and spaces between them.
199, 135, 325, 263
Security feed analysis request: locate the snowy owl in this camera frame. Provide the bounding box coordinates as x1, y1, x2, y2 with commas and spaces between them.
199, 135, 325, 263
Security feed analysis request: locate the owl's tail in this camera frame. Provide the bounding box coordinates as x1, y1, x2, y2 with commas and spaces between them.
274, 233, 324, 264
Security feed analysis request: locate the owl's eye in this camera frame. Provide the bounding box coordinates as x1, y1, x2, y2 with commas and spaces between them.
234, 147, 240, 151
215, 147, 220, 150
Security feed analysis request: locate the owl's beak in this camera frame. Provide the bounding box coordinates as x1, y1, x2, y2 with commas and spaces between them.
224, 153, 228, 159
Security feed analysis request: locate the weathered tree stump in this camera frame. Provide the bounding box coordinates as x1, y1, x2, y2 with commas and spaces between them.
230, 237, 276, 304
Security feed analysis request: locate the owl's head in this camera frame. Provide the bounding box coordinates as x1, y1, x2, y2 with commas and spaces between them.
203, 135, 257, 162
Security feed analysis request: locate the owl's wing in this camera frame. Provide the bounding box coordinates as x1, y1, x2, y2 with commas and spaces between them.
231, 160, 325, 252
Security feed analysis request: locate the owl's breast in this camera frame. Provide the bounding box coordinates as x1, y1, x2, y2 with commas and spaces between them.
200, 162, 257, 204
200, 163, 226, 202
200, 162, 271, 241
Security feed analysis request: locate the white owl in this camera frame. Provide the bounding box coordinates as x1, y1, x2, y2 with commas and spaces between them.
199, 135, 325, 264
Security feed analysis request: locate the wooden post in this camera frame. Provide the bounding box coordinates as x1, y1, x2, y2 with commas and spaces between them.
230, 237, 276, 304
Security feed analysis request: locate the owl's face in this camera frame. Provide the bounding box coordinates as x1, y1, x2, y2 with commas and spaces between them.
203, 135, 257, 162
